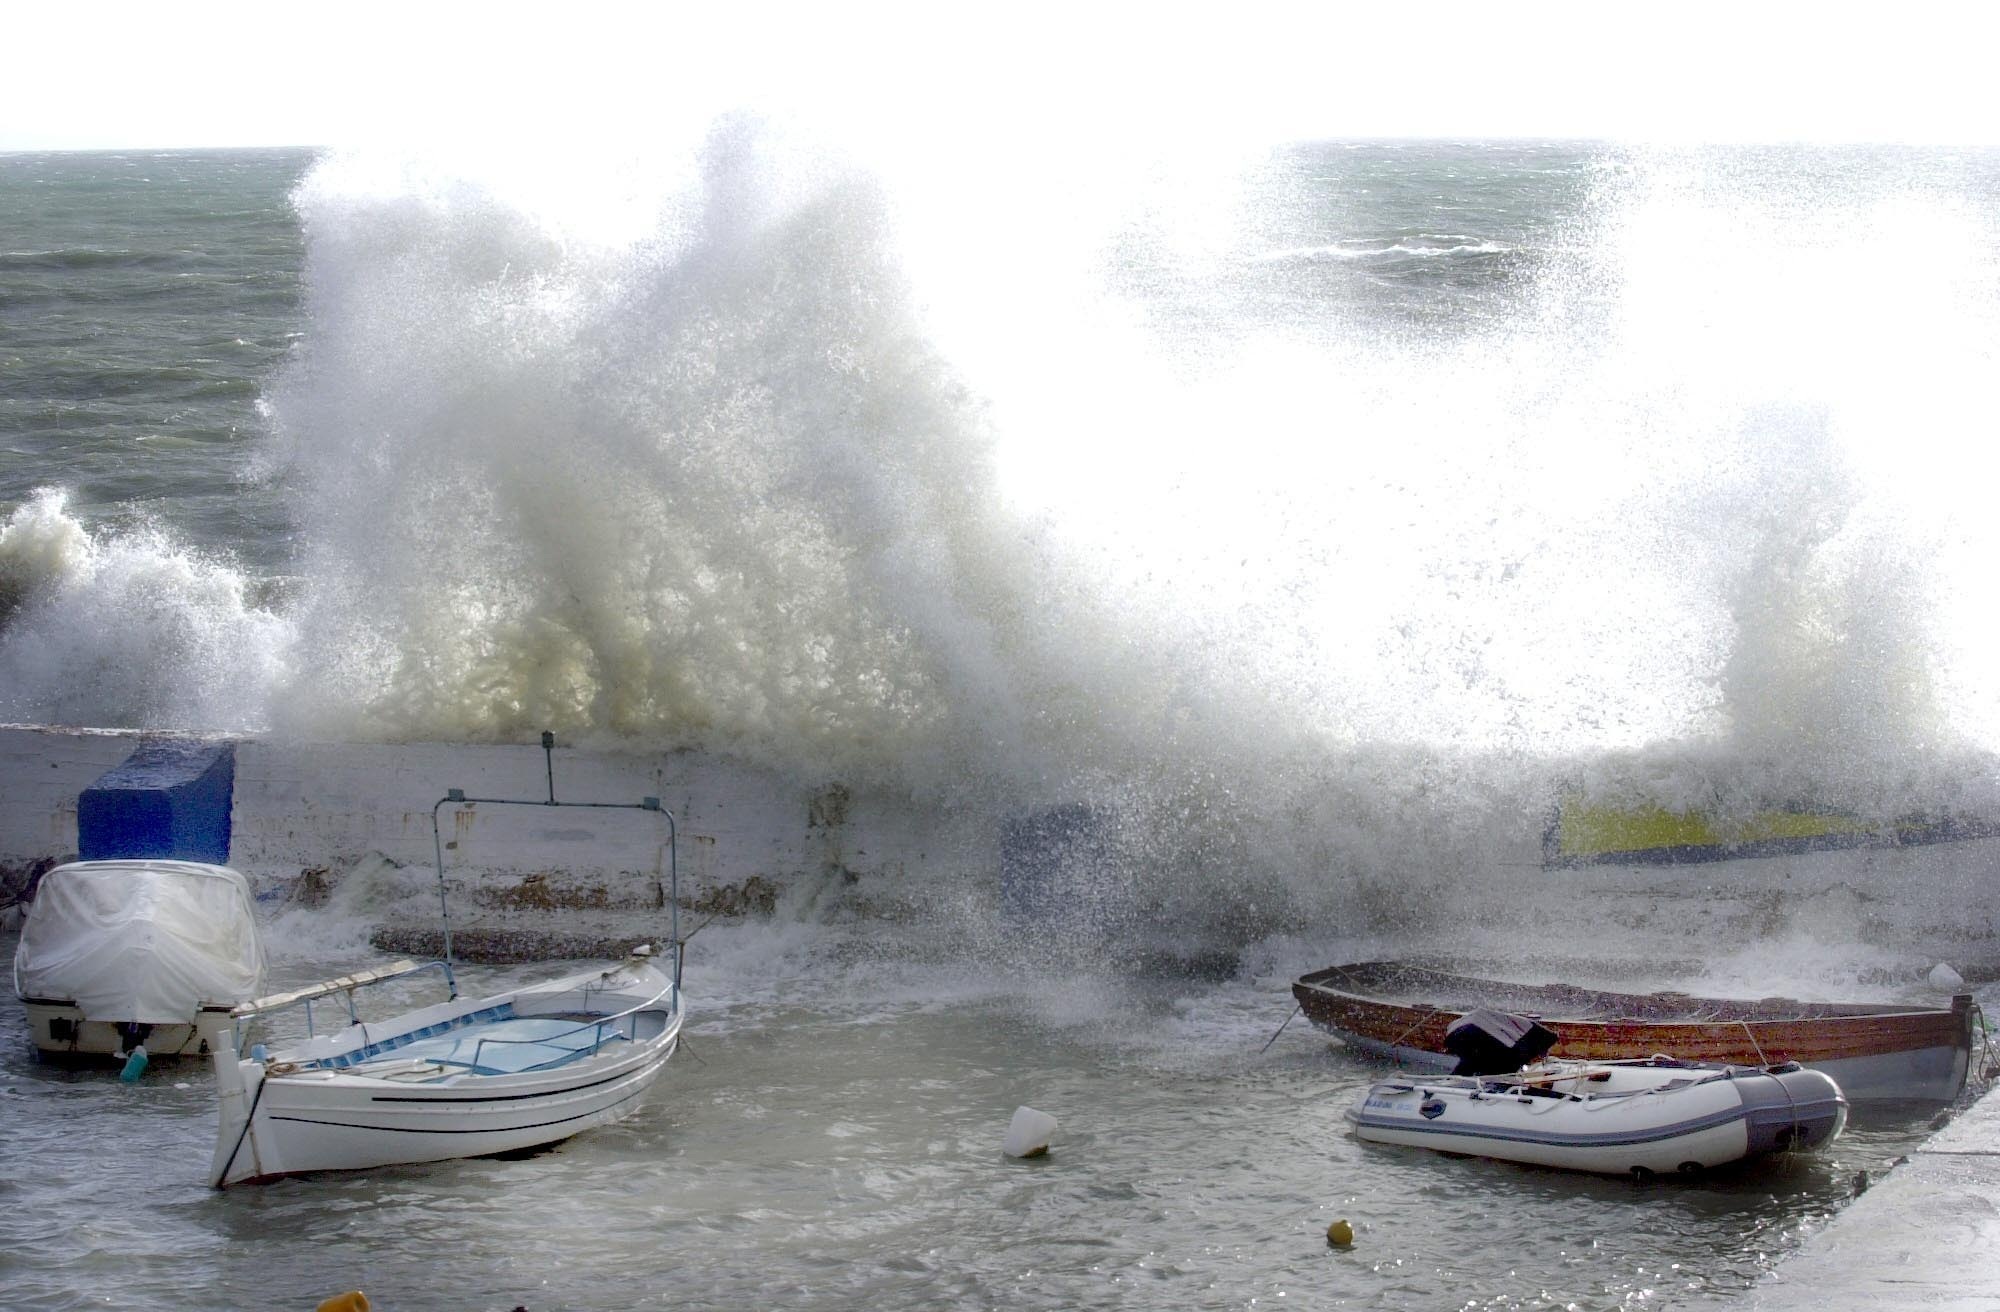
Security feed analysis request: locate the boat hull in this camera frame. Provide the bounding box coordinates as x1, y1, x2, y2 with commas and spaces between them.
211, 960, 680, 1187
22, 999, 234, 1060
1346, 1060, 1848, 1175
1296, 962, 1974, 1102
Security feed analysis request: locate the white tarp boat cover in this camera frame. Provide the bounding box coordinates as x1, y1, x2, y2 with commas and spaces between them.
13, 860, 265, 1021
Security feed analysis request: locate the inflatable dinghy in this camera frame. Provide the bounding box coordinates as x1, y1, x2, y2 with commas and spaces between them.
1347, 1054, 1848, 1177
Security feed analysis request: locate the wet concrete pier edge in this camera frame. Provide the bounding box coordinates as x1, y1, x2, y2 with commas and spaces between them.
1746, 1083, 2000, 1309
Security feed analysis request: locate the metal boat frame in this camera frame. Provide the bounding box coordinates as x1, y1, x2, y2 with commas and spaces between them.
228, 730, 680, 1050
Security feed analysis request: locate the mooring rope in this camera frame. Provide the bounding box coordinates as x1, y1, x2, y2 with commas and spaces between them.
1737, 1021, 1770, 1067
1259, 1004, 1302, 1055
217, 1064, 271, 1186
1384, 1009, 1438, 1063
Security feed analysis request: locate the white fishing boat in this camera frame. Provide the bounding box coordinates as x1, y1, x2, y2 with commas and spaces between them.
1346, 1054, 1848, 1177
14, 859, 265, 1063
210, 947, 680, 1186
208, 735, 686, 1188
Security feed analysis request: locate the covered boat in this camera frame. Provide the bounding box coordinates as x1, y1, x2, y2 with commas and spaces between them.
208, 734, 685, 1188
1295, 961, 1976, 1102
13, 859, 266, 1060
1347, 1053, 1848, 1177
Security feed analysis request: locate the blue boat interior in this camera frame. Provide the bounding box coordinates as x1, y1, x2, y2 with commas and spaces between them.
304, 1003, 670, 1077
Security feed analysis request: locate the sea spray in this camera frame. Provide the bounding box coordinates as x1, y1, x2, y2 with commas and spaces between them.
264, 123, 1050, 782
8, 137, 2000, 956
0, 489, 288, 730
225, 132, 2000, 942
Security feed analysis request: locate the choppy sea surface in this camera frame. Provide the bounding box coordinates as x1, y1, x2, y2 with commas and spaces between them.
0, 920, 1970, 1312
6, 135, 2000, 1308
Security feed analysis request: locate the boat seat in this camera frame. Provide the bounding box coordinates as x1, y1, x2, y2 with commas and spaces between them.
387, 1016, 633, 1075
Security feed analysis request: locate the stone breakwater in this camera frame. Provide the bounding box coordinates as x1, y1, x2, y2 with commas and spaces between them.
369, 924, 658, 964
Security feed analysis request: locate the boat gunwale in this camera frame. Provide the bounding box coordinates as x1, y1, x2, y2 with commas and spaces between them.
290, 971, 677, 1076
264, 963, 680, 1085
1296, 961, 1967, 1022
262, 1014, 680, 1100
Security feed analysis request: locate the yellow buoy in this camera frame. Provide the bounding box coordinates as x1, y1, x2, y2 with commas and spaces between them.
1326, 1219, 1355, 1247
315, 1293, 370, 1312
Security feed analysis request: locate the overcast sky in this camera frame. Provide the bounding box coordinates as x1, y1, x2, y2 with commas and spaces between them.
4, 2, 1998, 153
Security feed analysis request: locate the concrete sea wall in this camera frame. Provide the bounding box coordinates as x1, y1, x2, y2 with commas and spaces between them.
7, 723, 2000, 975
0, 724, 987, 921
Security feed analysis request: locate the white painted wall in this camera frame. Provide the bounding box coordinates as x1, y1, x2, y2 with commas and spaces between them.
0, 724, 141, 865
0, 725, 992, 906
6, 724, 1993, 971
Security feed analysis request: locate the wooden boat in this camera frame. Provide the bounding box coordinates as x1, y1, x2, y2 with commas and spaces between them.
1347, 1055, 1847, 1177
1294, 961, 1978, 1102
210, 948, 680, 1187
207, 734, 686, 1187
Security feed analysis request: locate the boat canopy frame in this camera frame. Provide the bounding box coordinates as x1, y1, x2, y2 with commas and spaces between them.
428, 730, 681, 998
230, 732, 680, 1045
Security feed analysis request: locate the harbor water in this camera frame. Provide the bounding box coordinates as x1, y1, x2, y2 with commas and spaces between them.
0, 918, 1971, 1312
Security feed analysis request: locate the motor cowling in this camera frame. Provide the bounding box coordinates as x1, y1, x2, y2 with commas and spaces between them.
1444, 1009, 1560, 1076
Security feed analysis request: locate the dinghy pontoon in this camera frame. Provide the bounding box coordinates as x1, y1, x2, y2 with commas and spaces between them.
1346, 1011, 1848, 1177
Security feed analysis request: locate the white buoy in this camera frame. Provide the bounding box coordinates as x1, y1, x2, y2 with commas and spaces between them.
1004, 1106, 1058, 1158
1929, 962, 1966, 993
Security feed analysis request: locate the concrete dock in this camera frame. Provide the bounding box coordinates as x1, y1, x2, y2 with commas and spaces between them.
1749, 1084, 2000, 1309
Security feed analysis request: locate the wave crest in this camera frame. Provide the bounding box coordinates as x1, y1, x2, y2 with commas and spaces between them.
262, 122, 1081, 791
0, 488, 290, 730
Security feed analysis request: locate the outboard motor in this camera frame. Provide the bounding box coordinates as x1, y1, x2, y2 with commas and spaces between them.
1444, 1009, 1559, 1076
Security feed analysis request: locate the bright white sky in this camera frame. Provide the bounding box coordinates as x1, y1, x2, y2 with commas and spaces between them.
4, 1, 1999, 153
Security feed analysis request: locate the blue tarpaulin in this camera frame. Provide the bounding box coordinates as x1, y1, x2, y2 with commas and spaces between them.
77, 739, 236, 865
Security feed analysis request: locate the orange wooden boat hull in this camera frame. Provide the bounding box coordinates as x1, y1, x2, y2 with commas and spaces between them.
1294, 961, 1977, 1102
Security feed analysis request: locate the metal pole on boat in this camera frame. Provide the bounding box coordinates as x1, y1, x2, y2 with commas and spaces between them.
431, 791, 463, 998
649, 797, 677, 991
429, 733, 679, 993
630, 794, 679, 989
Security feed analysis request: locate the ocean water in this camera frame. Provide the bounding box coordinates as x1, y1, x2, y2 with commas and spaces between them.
5, 132, 2000, 1308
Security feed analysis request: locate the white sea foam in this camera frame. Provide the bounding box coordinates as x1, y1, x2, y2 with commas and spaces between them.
1249, 238, 1513, 262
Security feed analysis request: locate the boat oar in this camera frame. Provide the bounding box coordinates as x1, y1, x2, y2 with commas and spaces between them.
1260, 1003, 1303, 1055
